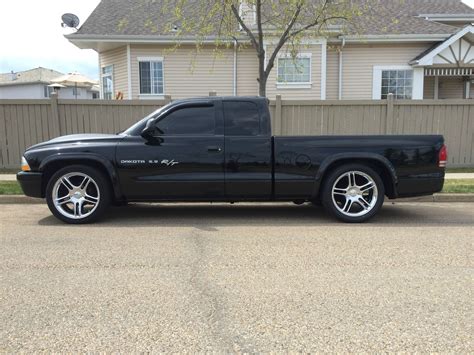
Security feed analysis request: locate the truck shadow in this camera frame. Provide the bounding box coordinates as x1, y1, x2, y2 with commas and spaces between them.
38, 202, 474, 227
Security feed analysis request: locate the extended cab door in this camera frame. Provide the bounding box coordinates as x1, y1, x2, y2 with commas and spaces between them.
223, 100, 272, 200
116, 101, 225, 200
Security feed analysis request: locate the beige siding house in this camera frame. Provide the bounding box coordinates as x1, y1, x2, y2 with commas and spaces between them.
67, 0, 474, 101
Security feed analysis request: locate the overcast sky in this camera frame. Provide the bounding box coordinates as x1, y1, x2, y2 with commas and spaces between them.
1, 0, 473, 80
0, 0, 101, 79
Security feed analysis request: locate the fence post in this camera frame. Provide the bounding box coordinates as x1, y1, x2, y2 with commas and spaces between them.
209, 91, 217, 96
164, 95, 172, 104
275, 95, 282, 135
386, 93, 394, 134
50, 92, 61, 136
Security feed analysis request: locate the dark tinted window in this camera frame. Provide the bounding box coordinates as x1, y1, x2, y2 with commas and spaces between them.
224, 101, 260, 136
155, 105, 215, 135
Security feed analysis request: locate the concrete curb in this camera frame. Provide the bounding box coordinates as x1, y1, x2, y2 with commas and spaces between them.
386, 194, 474, 203
0, 194, 473, 205
0, 195, 44, 204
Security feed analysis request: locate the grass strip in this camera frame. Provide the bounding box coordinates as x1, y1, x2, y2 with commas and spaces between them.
1, 179, 474, 196
446, 168, 474, 173
442, 179, 474, 193
0, 181, 23, 195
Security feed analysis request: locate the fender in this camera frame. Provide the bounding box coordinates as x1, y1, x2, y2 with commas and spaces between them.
39, 153, 122, 199
311, 152, 398, 198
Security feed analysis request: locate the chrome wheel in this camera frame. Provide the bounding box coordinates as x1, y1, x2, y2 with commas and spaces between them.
52, 172, 100, 220
331, 170, 378, 217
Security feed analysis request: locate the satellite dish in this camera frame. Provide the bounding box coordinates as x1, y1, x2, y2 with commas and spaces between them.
61, 13, 80, 29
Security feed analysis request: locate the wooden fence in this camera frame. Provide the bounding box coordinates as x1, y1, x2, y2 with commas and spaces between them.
0, 94, 473, 169
268, 95, 473, 167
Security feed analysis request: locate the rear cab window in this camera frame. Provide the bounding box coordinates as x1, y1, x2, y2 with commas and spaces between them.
223, 101, 261, 136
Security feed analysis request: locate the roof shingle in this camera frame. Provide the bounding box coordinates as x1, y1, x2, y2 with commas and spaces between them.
75, 0, 474, 37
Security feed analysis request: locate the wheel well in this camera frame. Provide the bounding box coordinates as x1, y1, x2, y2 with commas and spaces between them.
318, 158, 396, 198
41, 159, 115, 199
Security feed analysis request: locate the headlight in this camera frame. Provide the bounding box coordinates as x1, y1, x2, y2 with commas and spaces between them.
21, 156, 31, 171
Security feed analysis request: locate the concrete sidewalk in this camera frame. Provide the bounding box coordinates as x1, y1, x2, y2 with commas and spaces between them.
0, 174, 17, 181
445, 173, 474, 179
3, 172, 474, 181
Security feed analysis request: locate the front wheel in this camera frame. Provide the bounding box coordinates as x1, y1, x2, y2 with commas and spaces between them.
46, 165, 111, 224
321, 164, 385, 223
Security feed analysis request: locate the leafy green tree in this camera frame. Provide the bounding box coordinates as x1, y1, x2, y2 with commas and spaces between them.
159, 0, 370, 96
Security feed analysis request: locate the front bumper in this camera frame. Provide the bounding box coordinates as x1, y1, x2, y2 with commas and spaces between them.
16, 171, 43, 198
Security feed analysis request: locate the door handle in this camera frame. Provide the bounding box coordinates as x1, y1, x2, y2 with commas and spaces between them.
207, 146, 222, 152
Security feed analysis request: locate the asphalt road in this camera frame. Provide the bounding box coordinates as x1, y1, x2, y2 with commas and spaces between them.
0, 202, 473, 352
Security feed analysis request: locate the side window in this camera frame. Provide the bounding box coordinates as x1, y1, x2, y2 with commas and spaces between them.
223, 101, 260, 136
154, 105, 216, 135
101, 65, 114, 100
139, 60, 164, 95
43, 85, 53, 98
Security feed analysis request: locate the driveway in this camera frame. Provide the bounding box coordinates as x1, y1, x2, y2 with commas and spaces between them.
0, 202, 472, 352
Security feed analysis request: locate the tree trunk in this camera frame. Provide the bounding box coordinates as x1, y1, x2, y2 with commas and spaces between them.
258, 76, 267, 97
258, 49, 267, 97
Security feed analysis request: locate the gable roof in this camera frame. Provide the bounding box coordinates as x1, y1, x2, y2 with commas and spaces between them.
0, 67, 64, 87
73, 0, 474, 39
410, 24, 474, 65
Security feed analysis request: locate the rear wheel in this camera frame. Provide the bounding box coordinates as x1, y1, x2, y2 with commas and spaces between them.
46, 165, 111, 224
321, 164, 384, 223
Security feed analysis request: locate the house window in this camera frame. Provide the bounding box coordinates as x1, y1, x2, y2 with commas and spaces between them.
139, 59, 164, 95
101, 65, 114, 100
43, 85, 53, 98
72, 87, 81, 97
277, 55, 311, 86
381, 69, 413, 99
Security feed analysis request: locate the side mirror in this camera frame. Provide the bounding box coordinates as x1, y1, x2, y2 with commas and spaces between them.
140, 118, 156, 139
140, 118, 163, 144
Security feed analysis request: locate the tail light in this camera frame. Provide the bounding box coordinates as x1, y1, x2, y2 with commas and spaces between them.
438, 144, 447, 168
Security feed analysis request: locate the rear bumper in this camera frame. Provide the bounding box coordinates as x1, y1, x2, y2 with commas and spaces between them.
16, 171, 43, 198
395, 176, 444, 198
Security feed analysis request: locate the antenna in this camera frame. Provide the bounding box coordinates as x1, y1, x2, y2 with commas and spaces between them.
61, 13, 80, 29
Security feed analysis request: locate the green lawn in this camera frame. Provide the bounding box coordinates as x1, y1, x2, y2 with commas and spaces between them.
442, 179, 474, 193
0, 181, 22, 195
1, 179, 473, 196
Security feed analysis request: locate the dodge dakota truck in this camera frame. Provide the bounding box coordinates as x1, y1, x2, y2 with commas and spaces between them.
17, 96, 447, 224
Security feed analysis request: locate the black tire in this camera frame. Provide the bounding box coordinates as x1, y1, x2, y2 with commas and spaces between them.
46, 165, 111, 224
321, 164, 385, 223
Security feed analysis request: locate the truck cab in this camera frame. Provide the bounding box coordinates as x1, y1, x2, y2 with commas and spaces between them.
118, 97, 273, 201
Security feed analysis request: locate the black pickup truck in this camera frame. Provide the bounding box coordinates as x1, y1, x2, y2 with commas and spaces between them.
17, 96, 447, 224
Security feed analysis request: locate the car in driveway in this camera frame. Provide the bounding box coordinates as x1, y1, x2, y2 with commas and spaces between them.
17, 96, 447, 224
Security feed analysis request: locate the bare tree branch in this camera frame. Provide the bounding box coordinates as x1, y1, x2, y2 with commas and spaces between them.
230, 4, 259, 50
154, 0, 367, 96
256, 0, 264, 54
264, 3, 303, 78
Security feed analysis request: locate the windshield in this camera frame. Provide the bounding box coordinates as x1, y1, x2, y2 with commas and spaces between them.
122, 104, 169, 136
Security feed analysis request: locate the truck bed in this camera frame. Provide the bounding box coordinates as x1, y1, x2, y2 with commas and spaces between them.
273, 135, 445, 199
